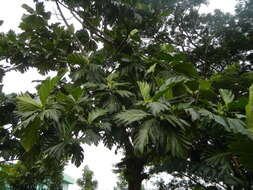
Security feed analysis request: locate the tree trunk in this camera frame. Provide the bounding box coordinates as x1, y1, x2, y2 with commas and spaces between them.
125, 154, 146, 190
122, 130, 147, 190
128, 180, 142, 190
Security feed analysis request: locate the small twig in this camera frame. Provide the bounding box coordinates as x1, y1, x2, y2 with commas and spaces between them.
55, 0, 85, 54
179, 172, 208, 189
52, 9, 74, 21
57, 1, 113, 45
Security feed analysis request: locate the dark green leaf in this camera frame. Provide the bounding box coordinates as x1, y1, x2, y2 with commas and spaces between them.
115, 90, 134, 98
88, 109, 107, 124
147, 102, 169, 116
67, 54, 89, 65
115, 109, 150, 125
39, 76, 60, 106
16, 94, 42, 113
21, 119, 40, 152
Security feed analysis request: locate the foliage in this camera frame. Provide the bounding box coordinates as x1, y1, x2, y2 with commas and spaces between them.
211, 64, 253, 97
0, 0, 253, 190
0, 159, 64, 190
157, 0, 253, 76
154, 177, 222, 190
151, 84, 253, 189
0, 80, 64, 189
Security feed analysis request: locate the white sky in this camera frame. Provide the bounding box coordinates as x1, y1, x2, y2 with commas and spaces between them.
0, 0, 236, 190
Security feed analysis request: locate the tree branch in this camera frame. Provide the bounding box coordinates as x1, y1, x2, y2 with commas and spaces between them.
55, 0, 85, 54
57, 1, 113, 45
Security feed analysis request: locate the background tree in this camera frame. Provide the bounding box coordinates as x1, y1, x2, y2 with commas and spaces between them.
113, 170, 128, 190
77, 165, 98, 190
1, 160, 64, 190
156, 0, 253, 76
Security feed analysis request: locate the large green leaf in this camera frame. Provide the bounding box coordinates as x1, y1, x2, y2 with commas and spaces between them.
129, 28, 140, 41
164, 115, 190, 129
212, 114, 253, 140
134, 120, 152, 154
16, 93, 42, 113
147, 102, 170, 116
153, 75, 189, 101
129, 28, 139, 37
212, 114, 229, 130
115, 90, 134, 98
205, 151, 232, 176
185, 108, 200, 122
134, 119, 158, 154
21, 3, 35, 14
153, 86, 173, 101
219, 89, 235, 106
103, 95, 120, 113
39, 108, 61, 122
45, 142, 66, 160
39, 76, 60, 106
67, 53, 89, 65
115, 109, 150, 125
137, 81, 151, 102
106, 72, 119, 82
69, 87, 84, 101
146, 63, 157, 75
165, 128, 190, 157
199, 80, 211, 91
21, 119, 40, 152
163, 75, 190, 87
172, 62, 199, 78
88, 109, 107, 124
199, 109, 253, 140
21, 14, 45, 29
246, 85, 253, 129
227, 118, 252, 139
17, 114, 38, 130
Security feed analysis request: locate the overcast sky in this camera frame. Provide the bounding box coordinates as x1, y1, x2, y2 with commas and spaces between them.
0, 1, 236, 190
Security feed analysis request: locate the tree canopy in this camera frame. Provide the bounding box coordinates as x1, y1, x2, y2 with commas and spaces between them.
0, 0, 253, 190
